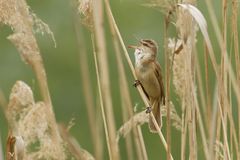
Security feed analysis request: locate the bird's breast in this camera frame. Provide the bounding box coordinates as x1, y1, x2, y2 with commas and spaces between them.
135, 65, 161, 99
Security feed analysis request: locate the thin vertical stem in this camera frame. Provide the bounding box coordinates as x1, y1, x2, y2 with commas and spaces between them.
104, 1, 173, 158
203, 44, 211, 134
221, 0, 228, 158
218, 99, 231, 160
91, 34, 112, 160
75, 19, 102, 159
231, 0, 240, 151
204, 0, 240, 114
137, 127, 148, 160
92, 0, 120, 159
107, 11, 146, 159
164, 15, 171, 160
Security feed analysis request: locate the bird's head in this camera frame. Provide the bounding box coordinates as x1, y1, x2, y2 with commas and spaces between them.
128, 39, 158, 65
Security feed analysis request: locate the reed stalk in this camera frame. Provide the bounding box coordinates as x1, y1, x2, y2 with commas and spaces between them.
106, 10, 147, 159
75, 19, 102, 160
104, 1, 174, 159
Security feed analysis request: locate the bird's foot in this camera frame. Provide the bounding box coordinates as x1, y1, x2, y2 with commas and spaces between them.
145, 106, 152, 113
133, 80, 141, 87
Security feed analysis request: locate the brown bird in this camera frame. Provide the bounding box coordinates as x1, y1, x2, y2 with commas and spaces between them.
129, 39, 165, 132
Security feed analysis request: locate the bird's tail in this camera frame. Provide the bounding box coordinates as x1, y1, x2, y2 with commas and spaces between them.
149, 100, 162, 133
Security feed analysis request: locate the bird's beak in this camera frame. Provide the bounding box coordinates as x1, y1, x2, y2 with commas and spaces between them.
128, 45, 138, 49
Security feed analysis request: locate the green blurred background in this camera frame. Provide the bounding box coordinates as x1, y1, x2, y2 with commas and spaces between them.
0, 0, 238, 159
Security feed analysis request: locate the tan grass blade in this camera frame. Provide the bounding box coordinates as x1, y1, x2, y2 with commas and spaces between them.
104, 1, 174, 159
136, 127, 148, 160
177, 4, 235, 160
74, 17, 102, 160
202, 1, 240, 131
107, 11, 135, 155
214, 141, 225, 160
92, 0, 120, 159
221, 1, 229, 159
91, 34, 113, 160
75, 1, 104, 159
175, 3, 209, 159
231, 1, 240, 154
0, 0, 60, 146
203, 44, 212, 134
105, 3, 148, 159
109, 25, 143, 160
164, 15, 172, 160
179, 3, 240, 159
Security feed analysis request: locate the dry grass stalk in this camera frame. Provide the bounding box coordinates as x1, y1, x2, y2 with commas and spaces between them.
221, 1, 229, 159
105, 4, 148, 159
6, 81, 66, 160
91, 34, 113, 160
2, 0, 52, 105
203, 44, 212, 133
0, 0, 60, 148
229, 0, 240, 159
174, 3, 212, 160
77, 0, 93, 31
107, 11, 135, 160
173, 3, 239, 159
91, 0, 120, 159
231, 0, 240, 151
203, 0, 240, 114
142, 0, 175, 17
74, 8, 102, 159
117, 102, 181, 141
136, 127, 148, 160
59, 125, 95, 160
77, 0, 120, 159
163, 11, 172, 160
195, 50, 207, 125
178, 3, 240, 159
210, 85, 220, 160
116, 111, 148, 142
214, 141, 225, 160
172, 3, 199, 157
0, 134, 3, 160
104, 1, 174, 159
111, 26, 139, 160
217, 98, 231, 160
161, 102, 181, 131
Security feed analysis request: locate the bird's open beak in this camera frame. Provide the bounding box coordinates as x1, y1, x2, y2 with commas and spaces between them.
128, 45, 138, 50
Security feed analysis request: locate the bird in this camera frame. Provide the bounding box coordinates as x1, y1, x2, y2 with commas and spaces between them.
129, 39, 165, 132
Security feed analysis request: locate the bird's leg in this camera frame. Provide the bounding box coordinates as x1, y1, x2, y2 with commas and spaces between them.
133, 79, 141, 87
146, 100, 157, 113
146, 106, 152, 113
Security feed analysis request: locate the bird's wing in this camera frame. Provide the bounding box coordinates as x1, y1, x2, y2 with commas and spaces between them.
153, 61, 165, 105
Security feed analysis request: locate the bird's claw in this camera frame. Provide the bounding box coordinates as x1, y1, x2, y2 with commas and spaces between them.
133, 80, 141, 87
146, 106, 152, 113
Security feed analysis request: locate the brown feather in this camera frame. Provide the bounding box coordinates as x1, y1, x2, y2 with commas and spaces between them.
153, 61, 165, 105
132, 39, 165, 132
